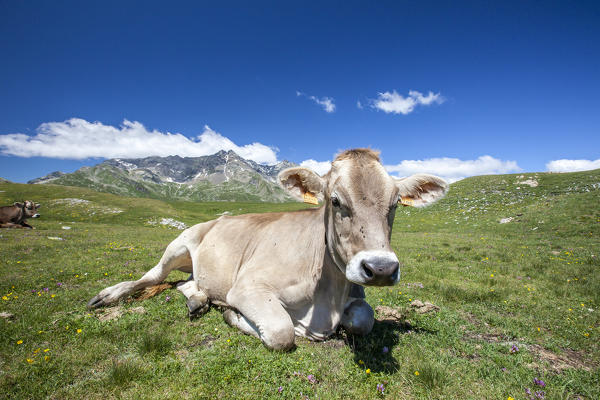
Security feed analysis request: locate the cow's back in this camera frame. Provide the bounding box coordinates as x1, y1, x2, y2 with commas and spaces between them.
0, 206, 19, 223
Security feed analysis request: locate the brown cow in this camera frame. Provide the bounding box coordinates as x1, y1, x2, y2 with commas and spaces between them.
0, 200, 41, 229
88, 149, 448, 350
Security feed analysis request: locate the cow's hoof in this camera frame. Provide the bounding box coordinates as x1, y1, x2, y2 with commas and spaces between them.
187, 296, 209, 320
87, 295, 106, 309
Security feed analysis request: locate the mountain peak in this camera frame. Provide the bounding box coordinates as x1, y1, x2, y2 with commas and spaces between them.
28, 151, 298, 202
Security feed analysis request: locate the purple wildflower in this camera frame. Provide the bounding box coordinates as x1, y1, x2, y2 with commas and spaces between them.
57, 282, 63, 287
376, 383, 385, 394
533, 378, 546, 387
307, 374, 316, 384
43, 287, 49, 292
525, 388, 532, 396
510, 344, 519, 353
535, 391, 545, 399
165, 296, 171, 302
501, 367, 508, 372
277, 386, 283, 393
382, 346, 389, 354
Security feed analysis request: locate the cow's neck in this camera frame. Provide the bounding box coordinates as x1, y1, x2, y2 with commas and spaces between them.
15, 206, 24, 222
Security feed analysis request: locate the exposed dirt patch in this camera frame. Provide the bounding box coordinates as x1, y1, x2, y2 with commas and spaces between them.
319, 338, 346, 349
98, 307, 123, 322
528, 344, 592, 372
463, 330, 593, 372
0, 311, 14, 320
410, 300, 440, 314
197, 334, 217, 348
375, 305, 404, 321
96, 305, 146, 322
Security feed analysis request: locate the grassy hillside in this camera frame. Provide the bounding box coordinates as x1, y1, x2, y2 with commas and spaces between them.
1, 170, 598, 399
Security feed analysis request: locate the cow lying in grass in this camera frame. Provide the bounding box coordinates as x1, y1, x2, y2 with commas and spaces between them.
88, 149, 448, 350
0, 200, 41, 229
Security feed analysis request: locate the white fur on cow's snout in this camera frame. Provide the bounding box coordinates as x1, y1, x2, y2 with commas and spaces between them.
345, 250, 400, 285
32, 214, 40, 218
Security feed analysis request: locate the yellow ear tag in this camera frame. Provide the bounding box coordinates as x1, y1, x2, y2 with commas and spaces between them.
400, 196, 414, 207
303, 192, 319, 205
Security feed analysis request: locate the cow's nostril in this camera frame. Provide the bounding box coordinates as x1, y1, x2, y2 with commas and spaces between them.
391, 263, 399, 280
361, 261, 374, 278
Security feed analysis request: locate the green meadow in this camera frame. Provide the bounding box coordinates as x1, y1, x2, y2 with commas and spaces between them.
1, 170, 598, 399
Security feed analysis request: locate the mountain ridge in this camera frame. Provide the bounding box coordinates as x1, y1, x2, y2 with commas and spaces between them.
28, 150, 297, 202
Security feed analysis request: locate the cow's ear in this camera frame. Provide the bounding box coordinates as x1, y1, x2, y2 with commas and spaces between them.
278, 167, 325, 203
35, 203, 41, 208
13, 202, 23, 208
395, 174, 448, 207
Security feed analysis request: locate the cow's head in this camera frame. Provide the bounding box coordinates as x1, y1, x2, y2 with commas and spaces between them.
15, 200, 41, 219
279, 149, 447, 287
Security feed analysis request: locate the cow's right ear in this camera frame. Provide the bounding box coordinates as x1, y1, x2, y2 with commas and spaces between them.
278, 167, 325, 203
13, 202, 23, 208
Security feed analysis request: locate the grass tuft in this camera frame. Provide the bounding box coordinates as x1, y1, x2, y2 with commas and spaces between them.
138, 332, 173, 357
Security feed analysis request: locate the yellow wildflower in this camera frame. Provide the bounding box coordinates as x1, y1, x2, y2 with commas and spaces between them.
414, 371, 419, 376
366, 369, 371, 374
17, 340, 23, 345
76, 328, 82, 333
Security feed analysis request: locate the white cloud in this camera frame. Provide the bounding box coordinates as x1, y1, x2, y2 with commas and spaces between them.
372, 90, 444, 115
356, 101, 363, 109
385, 155, 521, 183
546, 159, 600, 172
300, 159, 332, 176
297, 91, 336, 113
0, 118, 278, 164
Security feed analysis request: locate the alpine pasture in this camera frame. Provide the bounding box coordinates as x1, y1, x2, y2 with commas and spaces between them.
1, 169, 598, 399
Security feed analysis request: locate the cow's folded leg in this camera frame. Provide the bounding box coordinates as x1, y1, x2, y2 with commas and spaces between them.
341, 299, 374, 336
176, 280, 210, 319
227, 289, 295, 351
223, 309, 260, 339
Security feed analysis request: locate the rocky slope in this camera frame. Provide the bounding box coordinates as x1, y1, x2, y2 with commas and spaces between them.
29, 150, 297, 202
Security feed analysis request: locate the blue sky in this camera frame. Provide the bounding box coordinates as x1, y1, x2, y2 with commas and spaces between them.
1, 1, 599, 183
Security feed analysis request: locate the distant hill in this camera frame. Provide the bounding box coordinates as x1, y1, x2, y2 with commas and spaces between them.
28, 150, 297, 202
0, 177, 12, 184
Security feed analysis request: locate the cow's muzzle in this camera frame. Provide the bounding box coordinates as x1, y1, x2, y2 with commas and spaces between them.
345, 250, 400, 286
32, 214, 40, 218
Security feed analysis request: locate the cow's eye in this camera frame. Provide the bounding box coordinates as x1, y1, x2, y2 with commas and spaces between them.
331, 196, 340, 208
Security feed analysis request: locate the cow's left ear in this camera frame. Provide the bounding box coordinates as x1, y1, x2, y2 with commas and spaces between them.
278, 167, 325, 204
395, 174, 448, 207
13, 202, 23, 208
35, 203, 41, 208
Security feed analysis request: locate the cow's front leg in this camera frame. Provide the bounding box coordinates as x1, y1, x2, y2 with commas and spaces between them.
341, 299, 374, 336
226, 287, 295, 351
